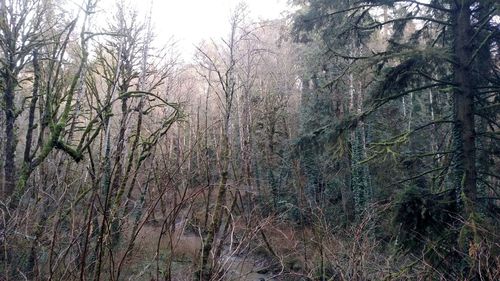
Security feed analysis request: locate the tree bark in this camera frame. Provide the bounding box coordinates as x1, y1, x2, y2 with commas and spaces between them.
2, 72, 16, 201
23, 50, 40, 169
451, 1, 477, 218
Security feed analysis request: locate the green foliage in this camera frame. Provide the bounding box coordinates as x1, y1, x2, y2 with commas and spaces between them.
390, 186, 479, 277
392, 186, 456, 252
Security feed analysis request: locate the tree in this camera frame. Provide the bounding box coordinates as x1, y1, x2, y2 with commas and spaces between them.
0, 0, 48, 203
293, 0, 499, 277
194, 4, 257, 279
0, 0, 104, 277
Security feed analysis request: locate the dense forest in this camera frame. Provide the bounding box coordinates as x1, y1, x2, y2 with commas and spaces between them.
0, 0, 499, 280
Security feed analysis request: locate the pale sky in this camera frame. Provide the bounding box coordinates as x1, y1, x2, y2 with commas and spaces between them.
93, 0, 290, 61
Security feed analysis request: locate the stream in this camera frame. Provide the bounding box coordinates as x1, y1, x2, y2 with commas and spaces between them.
134, 216, 278, 281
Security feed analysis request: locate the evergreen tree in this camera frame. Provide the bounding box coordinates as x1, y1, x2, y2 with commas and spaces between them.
293, 0, 499, 277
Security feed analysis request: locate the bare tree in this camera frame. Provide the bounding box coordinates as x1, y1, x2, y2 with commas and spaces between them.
194, 5, 249, 280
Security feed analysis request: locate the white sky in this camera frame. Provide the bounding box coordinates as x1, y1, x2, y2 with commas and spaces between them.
92, 0, 289, 61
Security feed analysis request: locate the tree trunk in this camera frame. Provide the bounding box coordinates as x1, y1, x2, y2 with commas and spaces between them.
199, 132, 230, 280
451, 1, 477, 218
3, 69, 16, 201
